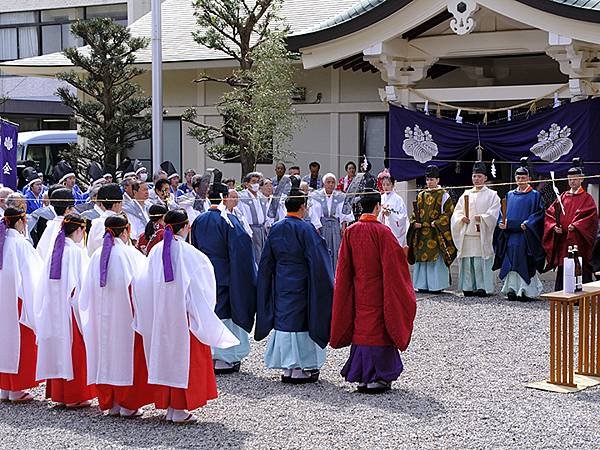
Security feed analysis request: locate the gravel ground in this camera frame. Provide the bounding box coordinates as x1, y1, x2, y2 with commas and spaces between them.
1, 271, 599, 449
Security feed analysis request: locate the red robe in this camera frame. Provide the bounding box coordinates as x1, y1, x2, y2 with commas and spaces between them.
45, 313, 97, 404
331, 214, 417, 350
0, 299, 38, 391
543, 188, 598, 270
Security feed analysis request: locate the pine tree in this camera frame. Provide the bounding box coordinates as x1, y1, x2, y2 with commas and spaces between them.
56, 18, 151, 176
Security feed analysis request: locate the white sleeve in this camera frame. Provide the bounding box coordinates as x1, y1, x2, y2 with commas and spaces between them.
309, 201, 323, 229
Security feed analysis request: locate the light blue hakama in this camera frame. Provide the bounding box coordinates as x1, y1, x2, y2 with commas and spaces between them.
413, 257, 449, 291
264, 331, 326, 370
457, 256, 495, 294
500, 271, 543, 298
212, 319, 251, 364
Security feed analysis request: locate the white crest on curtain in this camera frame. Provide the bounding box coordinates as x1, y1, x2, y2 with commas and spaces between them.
403, 125, 439, 163
3, 136, 13, 151
530, 123, 573, 162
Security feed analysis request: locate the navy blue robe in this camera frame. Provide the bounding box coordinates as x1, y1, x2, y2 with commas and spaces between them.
255, 215, 334, 349
191, 208, 257, 333
493, 188, 546, 283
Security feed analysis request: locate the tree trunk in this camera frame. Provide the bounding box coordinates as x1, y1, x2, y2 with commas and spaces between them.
240, 148, 256, 179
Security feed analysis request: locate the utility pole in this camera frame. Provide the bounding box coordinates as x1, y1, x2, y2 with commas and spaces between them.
151, 0, 163, 172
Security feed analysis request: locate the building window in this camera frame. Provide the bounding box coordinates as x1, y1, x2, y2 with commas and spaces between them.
0, 4, 128, 62
0, 11, 38, 61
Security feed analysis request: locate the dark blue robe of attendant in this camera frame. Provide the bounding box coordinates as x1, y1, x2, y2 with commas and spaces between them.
493, 188, 545, 283
191, 208, 257, 333
255, 215, 334, 349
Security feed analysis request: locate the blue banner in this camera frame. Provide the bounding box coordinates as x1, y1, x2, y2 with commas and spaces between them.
389, 98, 600, 181
0, 119, 18, 190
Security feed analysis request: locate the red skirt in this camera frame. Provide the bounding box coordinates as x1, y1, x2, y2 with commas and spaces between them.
97, 333, 154, 411
153, 333, 218, 411
0, 299, 39, 391
45, 313, 97, 404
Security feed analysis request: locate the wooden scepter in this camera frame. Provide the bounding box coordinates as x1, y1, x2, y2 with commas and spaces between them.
501, 197, 507, 226
464, 194, 470, 224
413, 200, 420, 224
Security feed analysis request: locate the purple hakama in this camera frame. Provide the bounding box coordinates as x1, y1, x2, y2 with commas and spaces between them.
340, 345, 403, 384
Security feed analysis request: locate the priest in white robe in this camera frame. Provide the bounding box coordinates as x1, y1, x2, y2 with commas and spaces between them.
78, 214, 153, 417
451, 162, 501, 297
135, 209, 239, 424
34, 213, 97, 407
0, 208, 42, 403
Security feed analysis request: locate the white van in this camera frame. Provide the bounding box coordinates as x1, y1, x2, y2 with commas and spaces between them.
17, 130, 77, 176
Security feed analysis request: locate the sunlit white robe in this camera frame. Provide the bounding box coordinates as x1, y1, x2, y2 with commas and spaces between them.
134, 237, 239, 389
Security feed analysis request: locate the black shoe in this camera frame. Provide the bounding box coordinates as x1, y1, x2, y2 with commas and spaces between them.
474, 289, 489, 297
429, 290, 443, 295
463, 291, 475, 297
214, 361, 241, 375
507, 292, 517, 301
281, 375, 292, 383
517, 295, 532, 302
360, 380, 391, 394
417, 289, 430, 293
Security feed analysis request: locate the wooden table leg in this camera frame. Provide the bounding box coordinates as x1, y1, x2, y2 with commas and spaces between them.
578, 294, 600, 377
549, 299, 576, 387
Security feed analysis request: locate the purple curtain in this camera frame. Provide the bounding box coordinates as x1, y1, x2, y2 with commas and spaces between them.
389, 98, 600, 181
0, 119, 18, 190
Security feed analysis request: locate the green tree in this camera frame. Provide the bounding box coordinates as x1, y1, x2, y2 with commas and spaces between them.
183, 0, 298, 177
56, 18, 151, 176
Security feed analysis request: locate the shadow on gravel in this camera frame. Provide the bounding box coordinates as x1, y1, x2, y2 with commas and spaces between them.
0, 402, 251, 448
217, 371, 446, 419
422, 294, 548, 312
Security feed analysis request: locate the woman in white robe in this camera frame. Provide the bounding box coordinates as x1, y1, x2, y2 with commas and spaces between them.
78, 214, 153, 417
34, 213, 97, 407
0, 207, 42, 403
377, 172, 409, 247
135, 209, 239, 424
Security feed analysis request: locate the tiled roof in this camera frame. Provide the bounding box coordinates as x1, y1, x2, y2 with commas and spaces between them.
0, 0, 357, 69
551, 0, 600, 9
297, 0, 386, 34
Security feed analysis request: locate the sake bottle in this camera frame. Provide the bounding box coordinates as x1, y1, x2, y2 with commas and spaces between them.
573, 245, 583, 292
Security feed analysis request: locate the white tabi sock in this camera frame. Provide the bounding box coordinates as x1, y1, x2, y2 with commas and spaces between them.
8, 390, 32, 401
0, 390, 8, 401
172, 409, 198, 423
282, 369, 292, 377
120, 407, 140, 417
166, 407, 174, 421
214, 360, 234, 370
291, 368, 310, 379
108, 402, 121, 416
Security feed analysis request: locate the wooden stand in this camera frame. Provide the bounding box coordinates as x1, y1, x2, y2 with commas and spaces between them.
528, 285, 600, 393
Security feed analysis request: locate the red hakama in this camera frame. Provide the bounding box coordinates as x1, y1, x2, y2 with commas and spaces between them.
45, 313, 97, 404
153, 333, 217, 411
0, 299, 39, 392
96, 333, 154, 411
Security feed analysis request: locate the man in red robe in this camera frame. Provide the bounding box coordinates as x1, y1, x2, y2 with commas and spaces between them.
331, 188, 417, 394
543, 159, 598, 290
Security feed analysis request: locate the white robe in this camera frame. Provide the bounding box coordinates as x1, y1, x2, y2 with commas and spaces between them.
36, 215, 64, 261
451, 186, 501, 259
0, 229, 42, 373
78, 239, 146, 385
34, 238, 89, 381
87, 210, 118, 256
378, 191, 409, 246
134, 238, 239, 388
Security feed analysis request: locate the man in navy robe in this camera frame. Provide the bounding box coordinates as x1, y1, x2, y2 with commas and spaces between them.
255, 176, 334, 384
493, 159, 545, 301
191, 170, 257, 374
